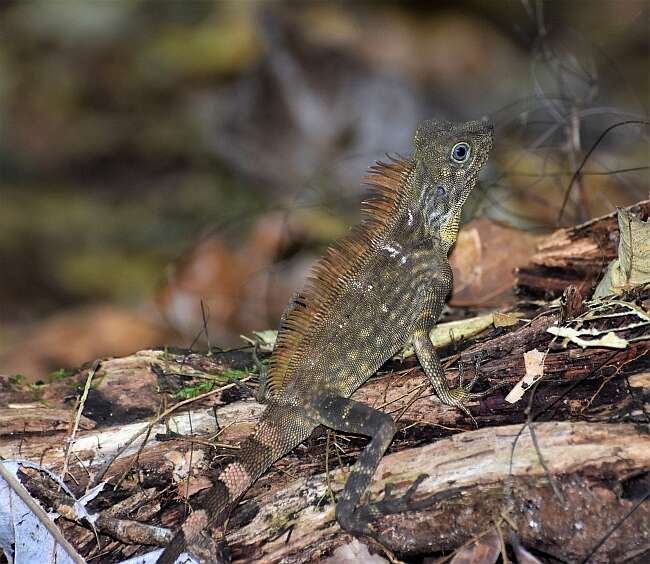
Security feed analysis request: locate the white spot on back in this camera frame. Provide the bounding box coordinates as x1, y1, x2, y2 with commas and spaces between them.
381, 243, 402, 257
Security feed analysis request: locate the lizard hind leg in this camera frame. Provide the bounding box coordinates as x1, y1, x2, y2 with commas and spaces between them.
309, 392, 425, 534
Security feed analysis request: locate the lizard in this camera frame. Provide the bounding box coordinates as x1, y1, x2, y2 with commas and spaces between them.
158, 118, 496, 563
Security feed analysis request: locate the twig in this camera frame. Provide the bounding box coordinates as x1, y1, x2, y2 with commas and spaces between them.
113, 423, 153, 491
324, 431, 337, 506
557, 120, 650, 224
62, 360, 100, 484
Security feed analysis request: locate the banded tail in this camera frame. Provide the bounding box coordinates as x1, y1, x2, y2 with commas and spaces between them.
157, 404, 316, 563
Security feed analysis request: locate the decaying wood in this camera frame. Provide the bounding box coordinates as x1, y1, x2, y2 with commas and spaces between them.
516, 199, 650, 298
3, 296, 647, 473
17, 474, 171, 548
0, 373, 263, 467
1, 202, 649, 563
0, 407, 95, 436
1, 303, 648, 562
225, 422, 650, 564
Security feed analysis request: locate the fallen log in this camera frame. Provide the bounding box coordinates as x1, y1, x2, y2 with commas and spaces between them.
1, 201, 650, 563
224, 421, 650, 564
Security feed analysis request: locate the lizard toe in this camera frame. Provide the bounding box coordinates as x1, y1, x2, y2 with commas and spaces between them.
371, 473, 429, 515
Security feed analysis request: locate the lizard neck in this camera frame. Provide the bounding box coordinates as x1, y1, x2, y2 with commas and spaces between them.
390, 203, 454, 258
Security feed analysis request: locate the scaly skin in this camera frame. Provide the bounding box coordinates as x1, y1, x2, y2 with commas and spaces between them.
158, 119, 494, 563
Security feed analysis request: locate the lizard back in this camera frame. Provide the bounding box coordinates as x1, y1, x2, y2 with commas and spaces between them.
267, 156, 416, 398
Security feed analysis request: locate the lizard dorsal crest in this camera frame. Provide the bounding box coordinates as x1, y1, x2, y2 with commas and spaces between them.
267, 156, 413, 397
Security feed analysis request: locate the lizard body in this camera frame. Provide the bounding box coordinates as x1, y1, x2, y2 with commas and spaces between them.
159, 119, 494, 563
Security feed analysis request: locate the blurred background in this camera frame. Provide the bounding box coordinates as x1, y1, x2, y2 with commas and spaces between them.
0, 0, 648, 380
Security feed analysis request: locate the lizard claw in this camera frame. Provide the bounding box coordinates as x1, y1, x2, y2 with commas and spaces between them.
368, 474, 429, 516
446, 355, 508, 424
336, 475, 429, 535
377, 474, 428, 513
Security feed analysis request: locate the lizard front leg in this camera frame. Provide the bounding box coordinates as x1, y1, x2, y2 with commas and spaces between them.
413, 289, 502, 419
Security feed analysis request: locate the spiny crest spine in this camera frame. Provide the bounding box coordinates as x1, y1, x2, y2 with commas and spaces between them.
267, 155, 413, 395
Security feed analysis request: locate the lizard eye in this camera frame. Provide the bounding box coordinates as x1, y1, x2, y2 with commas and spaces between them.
435, 185, 446, 198
451, 142, 471, 163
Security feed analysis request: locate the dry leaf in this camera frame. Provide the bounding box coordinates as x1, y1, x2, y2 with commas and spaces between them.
250, 329, 278, 352
176, 475, 213, 499
493, 311, 522, 327
593, 208, 650, 298
505, 349, 545, 404
546, 327, 628, 349
164, 450, 205, 483
450, 218, 540, 307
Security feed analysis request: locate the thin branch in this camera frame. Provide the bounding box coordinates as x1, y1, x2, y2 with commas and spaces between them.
557, 120, 650, 225
0, 462, 86, 564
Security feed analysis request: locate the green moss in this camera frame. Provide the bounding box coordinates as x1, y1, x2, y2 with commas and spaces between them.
47, 368, 75, 382
174, 380, 217, 400
173, 369, 248, 400
8, 373, 26, 386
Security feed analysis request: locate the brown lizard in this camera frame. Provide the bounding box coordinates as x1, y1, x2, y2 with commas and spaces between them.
158, 118, 495, 563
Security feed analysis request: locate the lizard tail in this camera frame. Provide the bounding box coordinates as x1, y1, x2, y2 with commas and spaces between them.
157, 405, 316, 564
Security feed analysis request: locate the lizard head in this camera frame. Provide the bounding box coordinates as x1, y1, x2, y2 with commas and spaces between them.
411, 118, 493, 248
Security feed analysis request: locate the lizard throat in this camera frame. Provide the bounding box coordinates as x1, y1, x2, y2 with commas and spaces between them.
440, 208, 462, 247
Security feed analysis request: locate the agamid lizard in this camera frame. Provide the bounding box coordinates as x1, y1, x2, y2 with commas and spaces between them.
159, 119, 496, 563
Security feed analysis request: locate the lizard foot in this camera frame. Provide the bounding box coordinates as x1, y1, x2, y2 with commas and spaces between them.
340, 473, 430, 533
446, 355, 509, 423
337, 475, 460, 538
371, 473, 429, 515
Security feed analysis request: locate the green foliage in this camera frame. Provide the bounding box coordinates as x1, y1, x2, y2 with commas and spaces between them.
7, 373, 50, 401
48, 368, 74, 382
173, 369, 248, 400
8, 374, 25, 386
